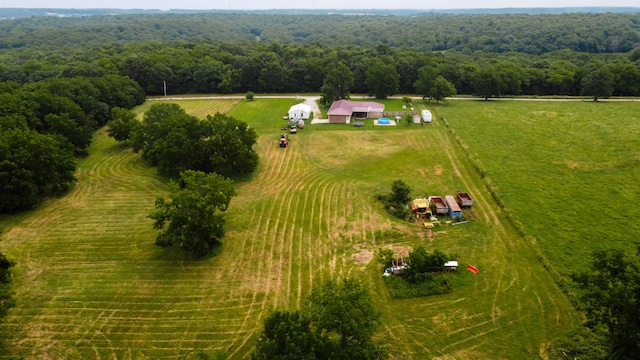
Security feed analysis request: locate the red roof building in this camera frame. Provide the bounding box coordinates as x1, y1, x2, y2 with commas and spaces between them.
327, 99, 385, 124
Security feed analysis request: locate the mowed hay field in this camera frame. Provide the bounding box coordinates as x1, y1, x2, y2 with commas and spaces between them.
436, 100, 640, 275
0, 98, 576, 359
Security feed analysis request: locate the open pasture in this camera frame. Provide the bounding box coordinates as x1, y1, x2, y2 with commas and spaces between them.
436, 100, 640, 275
0, 99, 576, 359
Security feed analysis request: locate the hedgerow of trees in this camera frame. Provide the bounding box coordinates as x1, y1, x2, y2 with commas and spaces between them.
128, 103, 258, 178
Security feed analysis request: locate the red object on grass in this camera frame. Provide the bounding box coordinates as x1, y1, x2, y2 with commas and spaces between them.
466, 264, 479, 274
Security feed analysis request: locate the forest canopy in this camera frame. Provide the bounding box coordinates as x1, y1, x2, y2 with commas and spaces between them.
1, 11, 639, 213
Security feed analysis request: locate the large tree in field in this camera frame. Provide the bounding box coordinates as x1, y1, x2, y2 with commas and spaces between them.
572, 246, 640, 358
149, 170, 236, 255
131, 104, 258, 178
306, 278, 382, 358
365, 61, 400, 99
253, 278, 385, 360
580, 68, 614, 101
131, 103, 203, 176
252, 310, 322, 360
201, 113, 259, 179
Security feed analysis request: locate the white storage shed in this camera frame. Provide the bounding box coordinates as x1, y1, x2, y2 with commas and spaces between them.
288, 103, 311, 120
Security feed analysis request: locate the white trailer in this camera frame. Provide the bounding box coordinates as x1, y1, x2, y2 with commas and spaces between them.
421, 109, 432, 123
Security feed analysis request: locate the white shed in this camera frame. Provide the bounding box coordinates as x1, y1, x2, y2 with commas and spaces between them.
288, 103, 311, 120
421, 109, 432, 123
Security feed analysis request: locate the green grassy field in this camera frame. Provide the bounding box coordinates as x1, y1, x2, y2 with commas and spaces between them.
136, 98, 242, 119
0, 98, 580, 359
435, 100, 640, 275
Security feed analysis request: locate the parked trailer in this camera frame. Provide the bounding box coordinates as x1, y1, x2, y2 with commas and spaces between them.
445, 195, 463, 219
421, 109, 432, 123
429, 196, 449, 215
456, 191, 473, 207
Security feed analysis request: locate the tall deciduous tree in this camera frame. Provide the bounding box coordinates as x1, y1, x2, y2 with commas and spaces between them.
253, 278, 385, 360
580, 68, 614, 101
546, 60, 578, 96
202, 113, 259, 179
306, 278, 382, 358
131, 104, 258, 178
130, 103, 200, 174
365, 61, 400, 99
572, 246, 640, 358
107, 107, 139, 143
149, 170, 236, 255
473, 65, 505, 100
429, 76, 457, 103
413, 65, 440, 100
320, 61, 354, 106
252, 310, 321, 360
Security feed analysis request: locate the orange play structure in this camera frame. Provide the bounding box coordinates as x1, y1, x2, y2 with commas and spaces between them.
466, 264, 479, 274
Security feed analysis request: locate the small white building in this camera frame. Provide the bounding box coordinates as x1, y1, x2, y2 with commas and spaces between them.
421, 109, 432, 123
288, 103, 311, 120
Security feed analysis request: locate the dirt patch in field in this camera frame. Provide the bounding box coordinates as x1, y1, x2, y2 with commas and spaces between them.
533, 111, 558, 118
351, 250, 374, 265
382, 245, 412, 258
433, 165, 444, 176
565, 160, 581, 169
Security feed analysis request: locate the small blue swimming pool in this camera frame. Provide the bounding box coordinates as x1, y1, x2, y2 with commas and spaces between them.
378, 118, 390, 124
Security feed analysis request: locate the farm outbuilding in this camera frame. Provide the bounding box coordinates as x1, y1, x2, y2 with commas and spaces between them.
288, 103, 311, 120
421, 109, 432, 123
327, 99, 384, 124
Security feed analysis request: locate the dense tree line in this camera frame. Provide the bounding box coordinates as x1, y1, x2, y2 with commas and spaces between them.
0, 13, 639, 55
0, 75, 145, 213
0, 40, 638, 99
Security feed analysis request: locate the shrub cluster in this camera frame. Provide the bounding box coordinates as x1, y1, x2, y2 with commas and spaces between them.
376, 180, 412, 220
381, 246, 455, 298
